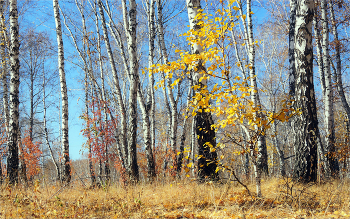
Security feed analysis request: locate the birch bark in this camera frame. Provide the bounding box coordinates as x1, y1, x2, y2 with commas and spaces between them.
97, 0, 130, 177
186, 0, 218, 181
121, 0, 139, 182
272, 121, 285, 177
156, 0, 178, 162
7, 0, 20, 184
313, 8, 330, 176
147, 0, 156, 177
289, 0, 296, 97
176, 78, 193, 175
321, 0, 338, 176
95, 2, 126, 171
43, 59, 61, 182
0, 0, 8, 184
293, 0, 318, 183
53, 0, 71, 183
246, 0, 268, 176
0, 0, 9, 137
330, 0, 350, 139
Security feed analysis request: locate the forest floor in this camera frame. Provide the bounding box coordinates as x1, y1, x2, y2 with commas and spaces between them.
0, 177, 350, 218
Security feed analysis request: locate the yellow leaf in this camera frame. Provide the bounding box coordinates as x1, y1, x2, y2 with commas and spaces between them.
232, 6, 239, 11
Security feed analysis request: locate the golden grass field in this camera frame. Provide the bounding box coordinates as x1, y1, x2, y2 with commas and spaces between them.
0, 177, 350, 218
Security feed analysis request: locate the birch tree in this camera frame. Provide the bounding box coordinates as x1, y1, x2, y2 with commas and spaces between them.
156, 0, 179, 170
0, 0, 8, 184
121, 0, 140, 182
319, 0, 339, 177
292, 0, 318, 183
0, 0, 8, 138
245, 0, 268, 175
53, 0, 71, 183
43, 66, 61, 182
7, 0, 20, 184
330, 0, 350, 140
186, 0, 218, 181
96, 0, 132, 180
289, 0, 296, 98
103, 0, 156, 180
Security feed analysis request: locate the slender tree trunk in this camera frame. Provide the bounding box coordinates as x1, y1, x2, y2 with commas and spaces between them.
29, 64, 34, 141
330, 0, 350, 139
176, 79, 193, 175
246, 0, 268, 176
141, 0, 159, 178
156, 0, 178, 166
79, 2, 110, 182
186, 0, 218, 181
147, 0, 156, 164
43, 67, 61, 182
18, 130, 27, 183
84, 70, 96, 186
313, 15, 325, 96
289, 0, 297, 97
158, 46, 171, 173
7, 0, 20, 185
191, 115, 196, 176
107, 0, 155, 181
147, 0, 156, 178
292, 0, 318, 183
121, 0, 139, 182
0, 0, 9, 185
321, 0, 338, 177
288, 0, 297, 173
0, 161, 2, 184
313, 4, 330, 177
53, 0, 71, 184
97, 0, 129, 176
273, 121, 286, 177
95, 2, 127, 172
0, 0, 9, 137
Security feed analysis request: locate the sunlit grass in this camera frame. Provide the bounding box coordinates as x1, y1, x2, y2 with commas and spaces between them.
1, 177, 350, 218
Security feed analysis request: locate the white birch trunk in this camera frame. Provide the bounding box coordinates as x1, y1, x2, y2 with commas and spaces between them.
293, 0, 318, 183
7, 0, 20, 184
289, 0, 297, 97
0, 0, 9, 137
147, 0, 156, 174
321, 0, 338, 176
191, 115, 196, 176
53, 0, 71, 183
313, 15, 325, 96
272, 121, 285, 177
121, 0, 139, 182
156, 0, 178, 159
177, 79, 193, 175
313, 12, 330, 176
186, 0, 218, 181
329, 1, 350, 133
246, 0, 268, 176
97, 0, 129, 175
0, 1, 9, 182
43, 59, 61, 182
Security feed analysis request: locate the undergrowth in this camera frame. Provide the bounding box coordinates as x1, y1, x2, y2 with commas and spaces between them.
0, 177, 350, 218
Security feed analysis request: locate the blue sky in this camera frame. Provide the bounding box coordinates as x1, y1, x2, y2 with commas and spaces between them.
17, 0, 273, 161
20, 1, 86, 160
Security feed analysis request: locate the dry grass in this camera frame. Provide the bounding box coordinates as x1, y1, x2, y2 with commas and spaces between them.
1, 177, 350, 218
